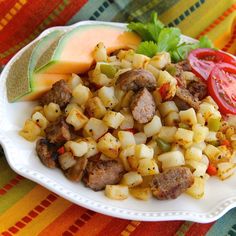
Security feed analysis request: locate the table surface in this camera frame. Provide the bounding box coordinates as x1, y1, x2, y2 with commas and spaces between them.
0, 0, 236, 235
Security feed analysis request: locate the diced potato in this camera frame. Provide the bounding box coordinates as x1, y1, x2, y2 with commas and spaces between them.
134, 132, 147, 144
127, 156, 139, 170
129, 187, 151, 201
83, 118, 108, 140
43, 103, 61, 122
159, 101, 178, 117
185, 147, 202, 161
205, 131, 218, 142
201, 154, 209, 167
100, 153, 111, 161
164, 111, 180, 126
144, 63, 160, 79
85, 97, 106, 119
199, 102, 221, 120
174, 128, 193, 148
72, 84, 92, 106
191, 141, 206, 151
65, 141, 88, 157
192, 124, 209, 143
119, 155, 131, 172
113, 87, 125, 111
81, 137, 98, 158
135, 144, 154, 159
217, 162, 236, 180
157, 126, 177, 143
137, 159, 159, 176
147, 140, 162, 156
149, 52, 171, 69
103, 111, 124, 129
118, 131, 136, 149
132, 53, 150, 69
90, 72, 112, 87
98, 86, 118, 108
179, 108, 197, 126
202, 96, 219, 110
157, 70, 177, 87
66, 108, 88, 130
144, 116, 162, 138
158, 151, 185, 169
204, 144, 221, 162
67, 73, 83, 89
196, 112, 205, 125
186, 176, 205, 199
121, 59, 132, 69
105, 185, 129, 200
120, 109, 134, 129
58, 152, 76, 170
32, 112, 49, 130
121, 171, 143, 187
152, 88, 162, 106
65, 103, 83, 116
97, 132, 120, 159
181, 71, 197, 82
121, 90, 135, 108
19, 119, 41, 141
93, 42, 107, 62
31, 105, 44, 116
185, 160, 207, 177
119, 145, 135, 158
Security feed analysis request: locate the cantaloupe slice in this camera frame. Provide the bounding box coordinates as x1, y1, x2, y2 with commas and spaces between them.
7, 30, 71, 102
35, 24, 141, 74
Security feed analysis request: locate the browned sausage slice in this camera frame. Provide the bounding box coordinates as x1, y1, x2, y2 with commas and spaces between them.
130, 88, 156, 123
82, 160, 124, 191
40, 80, 72, 108
150, 167, 194, 200
116, 69, 156, 91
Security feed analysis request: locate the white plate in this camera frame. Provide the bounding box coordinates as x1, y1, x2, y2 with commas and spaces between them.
1, 21, 236, 223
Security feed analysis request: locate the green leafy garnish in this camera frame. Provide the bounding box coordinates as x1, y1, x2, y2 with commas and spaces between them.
136, 41, 158, 57
127, 12, 213, 62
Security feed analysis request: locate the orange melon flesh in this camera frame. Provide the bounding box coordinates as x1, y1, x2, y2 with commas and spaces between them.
36, 25, 141, 74
20, 73, 71, 101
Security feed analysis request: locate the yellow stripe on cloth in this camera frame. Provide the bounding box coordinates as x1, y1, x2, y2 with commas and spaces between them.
0, 185, 71, 235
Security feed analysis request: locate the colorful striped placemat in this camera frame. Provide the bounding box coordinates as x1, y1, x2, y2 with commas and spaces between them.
0, 1, 236, 235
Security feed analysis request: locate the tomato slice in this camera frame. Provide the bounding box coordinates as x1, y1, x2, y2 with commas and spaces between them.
188, 48, 236, 80
208, 63, 236, 114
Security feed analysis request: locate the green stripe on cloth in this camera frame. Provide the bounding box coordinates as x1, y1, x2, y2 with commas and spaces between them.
113, 0, 180, 22
67, 0, 132, 24
206, 209, 236, 236
0, 175, 36, 214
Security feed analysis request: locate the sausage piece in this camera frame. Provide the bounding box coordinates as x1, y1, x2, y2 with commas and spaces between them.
116, 69, 156, 91
40, 80, 72, 108
83, 160, 124, 191
187, 80, 208, 100
130, 88, 156, 123
45, 117, 71, 144
150, 167, 194, 200
36, 138, 58, 168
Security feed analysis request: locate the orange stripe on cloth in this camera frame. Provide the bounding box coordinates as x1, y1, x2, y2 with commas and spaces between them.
0, 0, 19, 19
0, 0, 28, 31
185, 222, 215, 236
38, 204, 89, 236
196, 3, 236, 39
130, 221, 184, 236
0, 175, 24, 196
0, 185, 70, 236
121, 221, 141, 236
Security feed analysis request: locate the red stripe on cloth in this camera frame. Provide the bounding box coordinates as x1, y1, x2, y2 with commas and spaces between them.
0, 0, 18, 19
185, 222, 215, 236
0, 0, 88, 66
130, 221, 183, 236
0, 175, 24, 196
196, 3, 236, 39
96, 218, 132, 236
222, 24, 236, 52
1, 194, 58, 236
0, 0, 62, 52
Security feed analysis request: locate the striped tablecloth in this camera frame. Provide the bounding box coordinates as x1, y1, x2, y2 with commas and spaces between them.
0, 1, 236, 235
